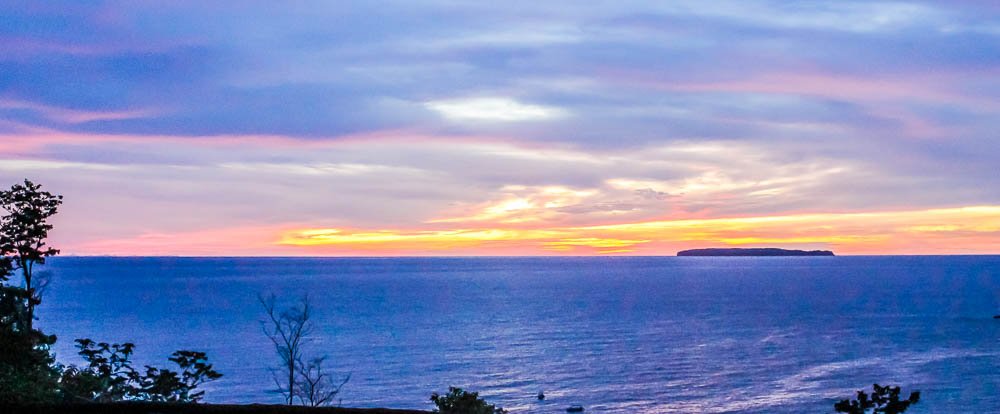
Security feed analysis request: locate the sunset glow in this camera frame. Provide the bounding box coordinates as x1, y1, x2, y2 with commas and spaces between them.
2, 1, 998, 256
272, 206, 1000, 256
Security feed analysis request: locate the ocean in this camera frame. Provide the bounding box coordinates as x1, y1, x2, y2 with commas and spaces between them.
35, 256, 1000, 413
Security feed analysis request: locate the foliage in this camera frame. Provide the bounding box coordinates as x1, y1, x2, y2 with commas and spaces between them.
0, 286, 60, 403
0, 180, 63, 404
0, 180, 223, 404
59, 339, 137, 402
430, 387, 507, 414
136, 351, 223, 403
834, 383, 921, 414
0, 179, 63, 329
59, 339, 222, 404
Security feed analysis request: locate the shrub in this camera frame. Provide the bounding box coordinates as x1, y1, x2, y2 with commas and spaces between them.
834, 383, 920, 414
430, 387, 507, 414
59, 339, 222, 403
0, 285, 60, 404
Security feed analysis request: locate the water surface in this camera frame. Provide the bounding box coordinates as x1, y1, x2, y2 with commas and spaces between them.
37, 256, 1000, 413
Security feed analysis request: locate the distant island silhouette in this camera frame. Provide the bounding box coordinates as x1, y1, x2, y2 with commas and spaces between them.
677, 248, 835, 257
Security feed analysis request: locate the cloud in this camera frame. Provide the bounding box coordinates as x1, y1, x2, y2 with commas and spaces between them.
0, 0, 995, 156
278, 205, 1000, 255
2, 127, 997, 254
674, 1, 939, 33
425, 97, 569, 122
1, 1, 999, 254
0, 99, 160, 124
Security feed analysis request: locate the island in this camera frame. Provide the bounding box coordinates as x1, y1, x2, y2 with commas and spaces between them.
677, 248, 835, 257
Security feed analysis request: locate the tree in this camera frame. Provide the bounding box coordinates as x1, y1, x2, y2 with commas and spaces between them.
59, 339, 138, 402
0, 179, 222, 404
834, 383, 920, 414
135, 350, 223, 403
260, 293, 349, 406
0, 180, 62, 403
59, 339, 222, 403
0, 284, 59, 403
295, 356, 350, 407
0, 179, 63, 330
260, 294, 311, 405
430, 387, 507, 414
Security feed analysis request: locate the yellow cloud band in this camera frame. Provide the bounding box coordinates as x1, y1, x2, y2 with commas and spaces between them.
280, 205, 1000, 255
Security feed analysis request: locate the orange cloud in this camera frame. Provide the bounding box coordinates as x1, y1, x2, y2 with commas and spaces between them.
542, 238, 651, 254
64, 202, 955, 258
276, 205, 1000, 256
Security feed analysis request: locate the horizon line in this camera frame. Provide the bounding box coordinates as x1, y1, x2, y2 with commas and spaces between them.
52, 253, 1000, 259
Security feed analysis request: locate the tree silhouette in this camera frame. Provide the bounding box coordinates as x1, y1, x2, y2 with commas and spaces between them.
59, 339, 138, 402
136, 350, 223, 403
260, 293, 349, 406
0, 179, 222, 404
0, 180, 62, 403
295, 356, 350, 407
430, 387, 507, 414
260, 294, 312, 405
834, 383, 920, 414
60, 339, 222, 403
0, 179, 63, 331
0, 283, 59, 403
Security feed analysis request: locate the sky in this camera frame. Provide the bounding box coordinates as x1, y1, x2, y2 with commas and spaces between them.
1, 0, 999, 256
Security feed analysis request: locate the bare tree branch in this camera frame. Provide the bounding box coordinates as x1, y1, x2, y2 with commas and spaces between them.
259, 293, 315, 405
294, 356, 350, 407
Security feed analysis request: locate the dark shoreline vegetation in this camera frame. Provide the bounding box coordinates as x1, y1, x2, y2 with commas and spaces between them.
2, 179, 922, 413
0, 402, 430, 414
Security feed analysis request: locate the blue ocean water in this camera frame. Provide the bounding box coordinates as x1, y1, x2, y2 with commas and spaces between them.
34, 256, 1000, 413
